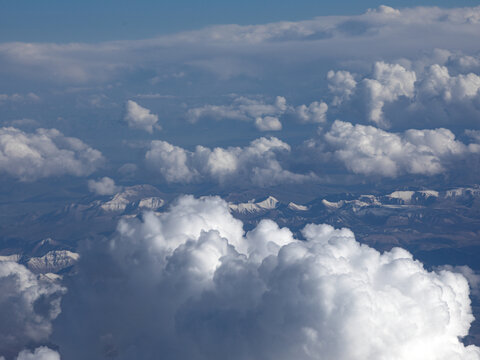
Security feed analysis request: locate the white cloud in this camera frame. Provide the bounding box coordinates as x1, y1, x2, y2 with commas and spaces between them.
362, 62, 416, 127
0, 261, 66, 357
187, 96, 287, 131
254, 116, 282, 131
145, 137, 314, 186
323, 120, 480, 177
53, 195, 480, 360
88, 177, 122, 196
418, 64, 480, 102
0, 127, 104, 181
294, 101, 328, 123
16, 347, 61, 360
327, 70, 357, 106
124, 100, 160, 133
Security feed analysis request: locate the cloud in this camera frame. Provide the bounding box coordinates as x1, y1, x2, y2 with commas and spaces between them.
323, 120, 480, 177
0, 127, 104, 181
0, 261, 66, 358
361, 62, 416, 127
88, 177, 122, 196
418, 64, 480, 102
187, 96, 287, 131
53, 195, 480, 360
294, 101, 328, 124
328, 60, 480, 128
327, 70, 357, 106
15, 347, 60, 360
124, 100, 161, 133
0, 93, 40, 104
254, 116, 282, 131
145, 137, 314, 186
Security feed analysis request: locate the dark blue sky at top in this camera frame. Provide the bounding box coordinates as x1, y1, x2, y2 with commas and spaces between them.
1, 0, 479, 42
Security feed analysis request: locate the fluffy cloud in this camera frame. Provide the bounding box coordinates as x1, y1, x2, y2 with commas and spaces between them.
327, 70, 357, 106
187, 96, 287, 131
294, 101, 328, 123
124, 100, 160, 133
418, 64, 480, 102
87, 177, 122, 196
15, 347, 60, 360
0, 127, 104, 181
362, 62, 416, 127
145, 137, 313, 186
324, 120, 480, 177
53, 195, 480, 360
0, 261, 66, 358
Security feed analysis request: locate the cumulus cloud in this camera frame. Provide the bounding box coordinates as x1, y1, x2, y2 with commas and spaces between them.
0, 127, 104, 181
323, 120, 480, 177
327, 70, 357, 106
418, 64, 480, 102
187, 96, 287, 131
145, 137, 313, 186
254, 116, 282, 131
88, 177, 122, 196
294, 101, 328, 123
124, 100, 161, 133
15, 347, 60, 360
0, 261, 66, 358
53, 195, 480, 360
362, 62, 416, 127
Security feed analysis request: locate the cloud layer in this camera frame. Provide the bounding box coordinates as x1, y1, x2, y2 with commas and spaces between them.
52, 195, 480, 360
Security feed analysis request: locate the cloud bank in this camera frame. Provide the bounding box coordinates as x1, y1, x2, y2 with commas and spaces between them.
0, 127, 104, 181
52, 195, 480, 360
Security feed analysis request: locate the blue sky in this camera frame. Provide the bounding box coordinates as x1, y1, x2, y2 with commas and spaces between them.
1, 0, 479, 42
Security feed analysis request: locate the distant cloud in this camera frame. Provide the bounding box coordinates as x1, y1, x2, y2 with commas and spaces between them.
88, 177, 122, 196
323, 120, 480, 177
53, 195, 480, 359
124, 100, 161, 133
0, 93, 40, 103
187, 96, 287, 131
0, 127, 104, 181
145, 137, 314, 186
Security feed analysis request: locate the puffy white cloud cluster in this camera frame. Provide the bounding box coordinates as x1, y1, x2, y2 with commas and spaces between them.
324, 120, 480, 177
87, 177, 122, 196
0, 127, 104, 181
145, 137, 313, 186
53, 195, 480, 360
124, 100, 160, 133
329, 60, 480, 127
418, 64, 480, 102
0, 261, 66, 358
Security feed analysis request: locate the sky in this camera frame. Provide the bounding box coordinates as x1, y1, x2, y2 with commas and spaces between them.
1, 0, 479, 42
2, 1, 480, 359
